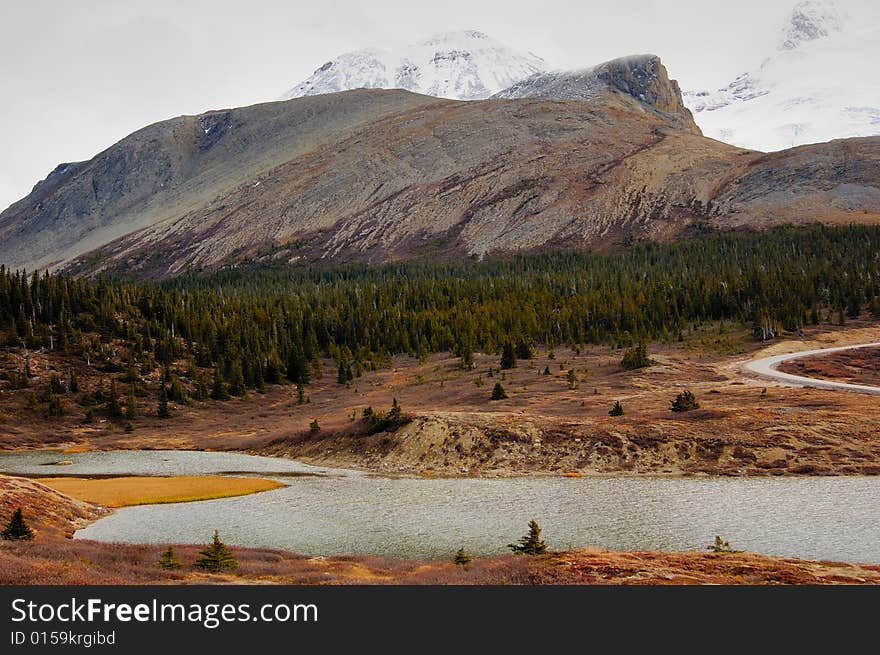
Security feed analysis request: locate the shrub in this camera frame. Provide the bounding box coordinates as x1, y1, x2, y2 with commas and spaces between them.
671, 390, 700, 412
707, 535, 739, 553
490, 383, 508, 401
309, 419, 320, 433
362, 399, 410, 434
609, 400, 624, 416
621, 344, 654, 370
454, 548, 471, 566
508, 520, 547, 555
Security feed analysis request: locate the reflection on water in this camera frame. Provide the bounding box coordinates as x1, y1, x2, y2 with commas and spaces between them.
2, 450, 878, 561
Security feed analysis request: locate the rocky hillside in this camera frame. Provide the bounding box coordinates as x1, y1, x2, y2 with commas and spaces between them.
1, 54, 879, 277
0, 475, 106, 540
495, 55, 700, 134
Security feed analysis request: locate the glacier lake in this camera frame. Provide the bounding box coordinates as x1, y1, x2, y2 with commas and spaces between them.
1, 449, 878, 562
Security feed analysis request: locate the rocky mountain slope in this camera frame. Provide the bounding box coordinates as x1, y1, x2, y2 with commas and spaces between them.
282, 30, 547, 101
1, 54, 879, 277
494, 54, 700, 134
683, 0, 880, 151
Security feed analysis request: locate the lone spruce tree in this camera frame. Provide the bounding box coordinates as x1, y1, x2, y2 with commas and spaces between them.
609, 400, 624, 416
454, 548, 472, 566
159, 546, 182, 570
157, 384, 171, 418
508, 519, 547, 555
2, 507, 35, 541
193, 531, 237, 573
490, 382, 508, 401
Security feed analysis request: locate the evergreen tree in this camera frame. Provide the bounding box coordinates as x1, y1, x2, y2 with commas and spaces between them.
193, 531, 237, 573
2, 507, 35, 541
122, 361, 139, 383
671, 390, 700, 412
264, 354, 283, 384
515, 338, 534, 360
107, 380, 123, 418
387, 397, 402, 424
93, 379, 106, 404
49, 374, 64, 394
459, 348, 474, 370
609, 400, 624, 416
159, 546, 182, 570
542, 366, 551, 375
168, 375, 188, 403
621, 344, 654, 370
500, 342, 517, 370
124, 385, 137, 420
336, 357, 353, 385
566, 368, 578, 390
211, 368, 229, 400
46, 391, 64, 417
309, 418, 320, 433
507, 519, 547, 555
227, 360, 246, 397
454, 548, 471, 566
157, 385, 171, 418
193, 372, 209, 401
254, 365, 266, 393
490, 382, 508, 401
287, 346, 310, 385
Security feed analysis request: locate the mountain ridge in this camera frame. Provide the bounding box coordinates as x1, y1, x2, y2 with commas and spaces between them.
1, 53, 879, 279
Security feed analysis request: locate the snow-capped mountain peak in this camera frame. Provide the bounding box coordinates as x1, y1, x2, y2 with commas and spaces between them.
683, 0, 880, 152
281, 30, 548, 101
780, 0, 844, 50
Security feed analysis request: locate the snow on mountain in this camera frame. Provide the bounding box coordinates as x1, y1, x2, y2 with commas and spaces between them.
684, 0, 880, 152
281, 30, 548, 101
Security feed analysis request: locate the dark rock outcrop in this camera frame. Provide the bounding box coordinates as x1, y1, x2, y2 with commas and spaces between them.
494, 54, 700, 134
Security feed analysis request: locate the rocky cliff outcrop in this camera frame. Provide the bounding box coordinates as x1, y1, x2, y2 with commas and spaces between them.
494, 55, 700, 134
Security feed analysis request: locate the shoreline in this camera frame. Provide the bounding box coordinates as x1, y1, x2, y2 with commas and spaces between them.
2, 443, 879, 479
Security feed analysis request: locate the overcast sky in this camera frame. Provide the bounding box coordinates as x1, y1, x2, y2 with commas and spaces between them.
0, 0, 867, 212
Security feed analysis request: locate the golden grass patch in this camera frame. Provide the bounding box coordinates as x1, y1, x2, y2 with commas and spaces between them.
34, 475, 285, 508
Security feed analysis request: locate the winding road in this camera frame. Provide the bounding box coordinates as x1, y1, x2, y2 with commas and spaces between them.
744, 342, 880, 395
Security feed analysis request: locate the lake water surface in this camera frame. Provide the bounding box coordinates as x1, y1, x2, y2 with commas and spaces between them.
2, 450, 878, 561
